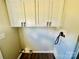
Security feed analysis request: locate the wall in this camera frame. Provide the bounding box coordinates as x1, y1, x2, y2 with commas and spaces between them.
19, 0, 79, 50
63, 0, 79, 33
0, 0, 21, 59
1, 0, 79, 58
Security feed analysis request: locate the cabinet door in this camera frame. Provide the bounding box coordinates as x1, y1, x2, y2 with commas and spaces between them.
6, 0, 25, 27
50, 0, 64, 28
37, 0, 64, 27
37, 0, 49, 27
24, 0, 36, 27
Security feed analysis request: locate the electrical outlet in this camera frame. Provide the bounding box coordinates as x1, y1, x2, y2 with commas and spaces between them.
0, 33, 6, 40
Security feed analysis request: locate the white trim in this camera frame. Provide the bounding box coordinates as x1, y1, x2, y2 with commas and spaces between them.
22, 50, 54, 53
17, 53, 22, 59
0, 50, 3, 59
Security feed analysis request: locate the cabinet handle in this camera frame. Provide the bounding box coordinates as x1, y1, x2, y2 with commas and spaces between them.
49, 22, 52, 26
21, 22, 26, 27
47, 22, 49, 26
21, 22, 23, 27
47, 21, 52, 27
24, 22, 26, 27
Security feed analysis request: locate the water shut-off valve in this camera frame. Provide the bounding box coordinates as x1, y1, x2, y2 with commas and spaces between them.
55, 32, 65, 45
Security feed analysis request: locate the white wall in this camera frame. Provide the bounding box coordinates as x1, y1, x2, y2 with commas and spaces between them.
19, 0, 79, 49
0, 0, 21, 59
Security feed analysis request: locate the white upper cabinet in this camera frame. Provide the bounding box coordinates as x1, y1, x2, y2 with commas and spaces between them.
36, 0, 49, 27
6, 0, 64, 27
23, 0, 36, 27
37, 0, 64, 27
6, 0, 25, 27
50, 0, 65, 28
